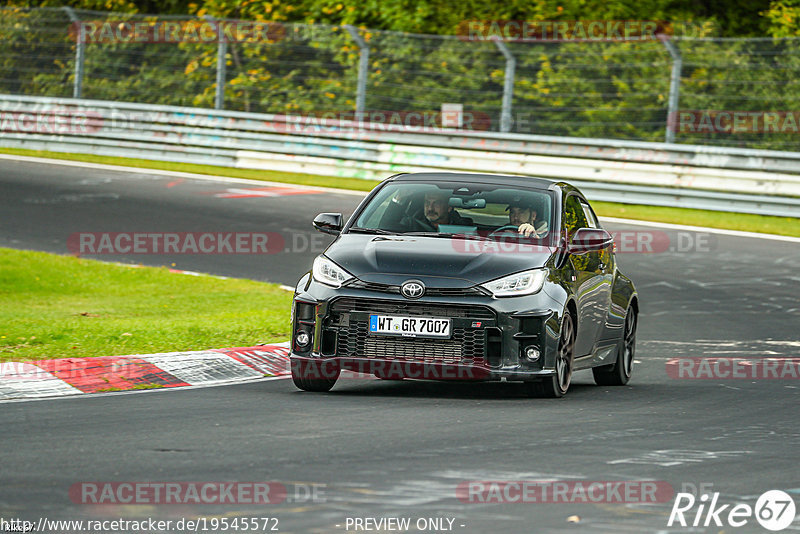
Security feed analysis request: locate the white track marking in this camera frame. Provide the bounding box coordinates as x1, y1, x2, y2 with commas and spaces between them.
0, 375, 291, 404
0, 153, 366, 196
600, 216, 800, 243
0, 362, 82, 400
143, 352, 265, 385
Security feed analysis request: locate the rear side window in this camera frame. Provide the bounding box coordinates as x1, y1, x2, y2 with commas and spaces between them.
580, 200, 599, 229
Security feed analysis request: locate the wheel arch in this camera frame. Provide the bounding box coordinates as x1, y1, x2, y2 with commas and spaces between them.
565, 298, 578, 326
628, 294, 639, 316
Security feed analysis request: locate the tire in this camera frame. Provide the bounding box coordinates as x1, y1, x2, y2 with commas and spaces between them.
527, 312, 575, 398
592, 306, 636, 386
291, 359, 340, 392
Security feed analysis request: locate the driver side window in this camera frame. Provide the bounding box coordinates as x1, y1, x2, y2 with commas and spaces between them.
563, 195, 589, 239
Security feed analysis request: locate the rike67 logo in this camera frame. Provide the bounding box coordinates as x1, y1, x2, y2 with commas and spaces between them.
668, 490, 796, 531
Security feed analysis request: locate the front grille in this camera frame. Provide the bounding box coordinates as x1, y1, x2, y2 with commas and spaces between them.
346, 280, 487, 297
329, 298, 492, 366
329, 297, 495, 320
337, 322, 486, 366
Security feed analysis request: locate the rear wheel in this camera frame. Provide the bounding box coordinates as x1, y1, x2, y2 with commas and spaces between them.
527, 312, 575, 398
291, 359, 340, 392
592, 306, 636, 386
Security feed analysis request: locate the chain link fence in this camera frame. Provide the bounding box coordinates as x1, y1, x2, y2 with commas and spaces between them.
4, 6, 800, 150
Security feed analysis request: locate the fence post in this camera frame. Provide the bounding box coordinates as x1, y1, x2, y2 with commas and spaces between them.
344, 25, 369, 117
492, 38, 515, 133
660, 35, 682, 144
62, 7, 84, 99
206, 16, 227, 110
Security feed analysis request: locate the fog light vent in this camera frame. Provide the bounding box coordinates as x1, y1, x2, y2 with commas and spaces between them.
296, 331, 310, 347
525, 347, 541, 361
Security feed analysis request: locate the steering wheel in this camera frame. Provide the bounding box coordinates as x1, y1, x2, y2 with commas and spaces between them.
489, 224, 520, 236
489, 224, 548, 238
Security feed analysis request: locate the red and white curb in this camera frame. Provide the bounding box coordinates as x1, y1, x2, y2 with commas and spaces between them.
0, 342, 290, 401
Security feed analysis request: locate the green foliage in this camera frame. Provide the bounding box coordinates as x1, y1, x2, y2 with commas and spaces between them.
0, 8, 74, 97
2, 2, 800, 148
184, 0, 774, 37
5, 0, 185, 15
0, 0, 784, 36
764, 0, 800, 37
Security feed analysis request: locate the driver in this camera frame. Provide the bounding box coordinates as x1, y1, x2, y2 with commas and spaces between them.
506, 199, 547, 237
383, 188, 472, 232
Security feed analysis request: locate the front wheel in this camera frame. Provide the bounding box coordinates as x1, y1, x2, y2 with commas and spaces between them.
291, 359, 340, 392
526, 312, 575, 398
593, 306, 636, 386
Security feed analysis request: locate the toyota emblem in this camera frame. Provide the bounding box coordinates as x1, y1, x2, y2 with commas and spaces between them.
400, 280, 425, 299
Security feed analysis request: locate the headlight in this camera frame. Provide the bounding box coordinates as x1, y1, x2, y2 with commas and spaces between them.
312, 255, 354, 288
480, 268, 546, 297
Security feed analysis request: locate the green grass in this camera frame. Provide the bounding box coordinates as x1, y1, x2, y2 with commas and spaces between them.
0, 247, 292, 362
1, 146, 798, 237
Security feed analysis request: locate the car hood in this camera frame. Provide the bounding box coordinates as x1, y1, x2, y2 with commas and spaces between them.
326, 234, 555, 288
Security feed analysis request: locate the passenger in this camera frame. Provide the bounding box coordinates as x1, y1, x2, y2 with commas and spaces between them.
422, 190, 472, 230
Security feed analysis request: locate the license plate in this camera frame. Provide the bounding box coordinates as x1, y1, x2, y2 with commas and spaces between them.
369, 315, 451, 338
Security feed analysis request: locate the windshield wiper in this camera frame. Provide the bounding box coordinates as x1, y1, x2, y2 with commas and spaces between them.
404, 232, 489, 240
347, 227, 396, 235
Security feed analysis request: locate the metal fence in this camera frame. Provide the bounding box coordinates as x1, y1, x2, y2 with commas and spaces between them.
5, 7, 800, 151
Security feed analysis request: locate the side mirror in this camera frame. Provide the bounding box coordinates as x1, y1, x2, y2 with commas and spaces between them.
313, 213, 343, 235
568, 228, 613, 254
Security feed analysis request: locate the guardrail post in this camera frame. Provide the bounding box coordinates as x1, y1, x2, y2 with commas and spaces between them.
344, 25, 369, 117
660, 35, 682, 144
206, 16, 227, 110
492, 38, 515, 133
62, 7, 85, 99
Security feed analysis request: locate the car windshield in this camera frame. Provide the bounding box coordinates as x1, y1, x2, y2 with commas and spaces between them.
351, 181, 556, 245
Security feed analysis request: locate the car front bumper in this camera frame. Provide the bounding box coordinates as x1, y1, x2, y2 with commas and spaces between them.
290, 355, 558, 382
289, 274, 566, 383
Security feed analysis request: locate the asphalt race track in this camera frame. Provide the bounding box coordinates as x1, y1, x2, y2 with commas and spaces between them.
1, 157, 799, 533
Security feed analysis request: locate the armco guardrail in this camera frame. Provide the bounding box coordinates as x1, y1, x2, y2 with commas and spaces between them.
1, 94, 799, 217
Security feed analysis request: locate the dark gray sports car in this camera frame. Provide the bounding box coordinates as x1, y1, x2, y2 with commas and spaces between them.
289, 172, 638, 397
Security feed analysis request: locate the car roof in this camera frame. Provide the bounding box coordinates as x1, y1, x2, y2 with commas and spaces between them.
387, 172, 563, 191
